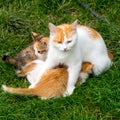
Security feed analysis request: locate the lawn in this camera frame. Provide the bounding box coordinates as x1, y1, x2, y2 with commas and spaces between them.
0, 0, 120, 119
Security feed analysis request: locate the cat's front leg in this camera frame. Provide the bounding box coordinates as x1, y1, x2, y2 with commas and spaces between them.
64, 63, 82, 96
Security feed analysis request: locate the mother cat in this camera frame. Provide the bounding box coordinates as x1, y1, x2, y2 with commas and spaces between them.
32, 20, 112, 96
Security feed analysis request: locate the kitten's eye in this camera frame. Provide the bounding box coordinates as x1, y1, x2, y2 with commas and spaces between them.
38, 51, 41, 53
43, 42, 47, 47
67, 40, 72, 44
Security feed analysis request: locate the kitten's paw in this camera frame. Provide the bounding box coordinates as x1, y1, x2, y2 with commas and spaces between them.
15, 70, 26, 77
2, 85, 7, 91
29, 84, 35, 88
41, 97, 48, 100
15, 70, 21, 74
63, 86, 75, 97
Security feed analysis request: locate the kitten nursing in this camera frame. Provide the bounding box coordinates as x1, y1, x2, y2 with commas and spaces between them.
2, 51, 113, 99
30, 20, 112, 96
2, 32, 49, 74
2, 20, 113, 99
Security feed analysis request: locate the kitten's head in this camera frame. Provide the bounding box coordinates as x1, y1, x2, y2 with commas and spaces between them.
49, 20, 78, 52
32, 32, 49, 59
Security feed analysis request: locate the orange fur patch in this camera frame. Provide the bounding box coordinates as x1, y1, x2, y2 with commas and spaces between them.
23, 63, 36, 73
53, 24, 74, 43
79, 26, 100, 40
53, 27, 64, 43
86, 27, 100, 39
107, 50, 114, 60
59, 24, 74, 38
81, 62, 94, 73
41, 37, 49, 44
16, 62, 36, 77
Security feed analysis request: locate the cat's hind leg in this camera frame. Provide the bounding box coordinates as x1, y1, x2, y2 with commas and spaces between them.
92, 55, 112, 76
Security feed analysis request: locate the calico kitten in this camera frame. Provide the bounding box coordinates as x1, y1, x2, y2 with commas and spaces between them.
2, 62, 94, 99
30, 20, 112, 96
2, 50, 113, 99
2, 32, 49, 73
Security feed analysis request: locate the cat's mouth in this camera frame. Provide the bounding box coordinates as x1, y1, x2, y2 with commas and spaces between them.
63, 48, 69, 52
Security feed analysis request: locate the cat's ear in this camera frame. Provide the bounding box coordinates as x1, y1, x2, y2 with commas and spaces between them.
71, 20, 78, 31
49, 23, 57, 35
31, 32, 38, 40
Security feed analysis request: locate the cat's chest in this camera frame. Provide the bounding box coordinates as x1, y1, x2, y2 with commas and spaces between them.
54, 52, 69, 63
49, 48, 80, 65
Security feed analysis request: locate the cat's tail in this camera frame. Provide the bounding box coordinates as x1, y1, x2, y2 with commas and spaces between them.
2, 85, 37, 96
2, 53, 16, 65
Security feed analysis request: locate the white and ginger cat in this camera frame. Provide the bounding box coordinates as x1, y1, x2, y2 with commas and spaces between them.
30, 20, 112, 96
2, 51, 113, 99
2, 32, 49, 75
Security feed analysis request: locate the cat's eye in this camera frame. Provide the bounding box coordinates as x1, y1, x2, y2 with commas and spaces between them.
67, 40, 72, 44
58, 41, 62, 44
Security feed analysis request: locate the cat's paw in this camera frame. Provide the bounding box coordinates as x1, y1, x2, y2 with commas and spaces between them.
63, 86, 75, 97
79, 73, 88, 84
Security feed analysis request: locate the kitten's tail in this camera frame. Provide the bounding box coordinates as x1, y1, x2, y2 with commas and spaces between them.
2, 53, 16, 65
2, 85, 37, 96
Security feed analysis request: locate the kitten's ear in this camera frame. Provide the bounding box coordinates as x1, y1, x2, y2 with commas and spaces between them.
71, 20, 78, 31
49, 23, 57, 35
31, 32, 38, 40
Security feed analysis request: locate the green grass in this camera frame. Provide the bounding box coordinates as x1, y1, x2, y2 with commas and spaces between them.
0, 0, 120, 119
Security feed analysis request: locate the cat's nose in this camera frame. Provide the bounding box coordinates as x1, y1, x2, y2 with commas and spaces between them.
64, 48, 67, 52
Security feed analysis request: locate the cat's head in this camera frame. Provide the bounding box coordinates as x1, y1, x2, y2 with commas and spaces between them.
32, 32, 49, 60
48, 20, 78, 52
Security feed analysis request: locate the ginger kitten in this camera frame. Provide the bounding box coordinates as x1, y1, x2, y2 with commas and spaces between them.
2, 62, 94, 99
2, 32, 49, 74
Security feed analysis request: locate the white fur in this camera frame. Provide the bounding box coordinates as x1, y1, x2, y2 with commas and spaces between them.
31, 23, 112, 96
79, 72, 89, 84
77, 26, 111, 75
25, 60, 44, 86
